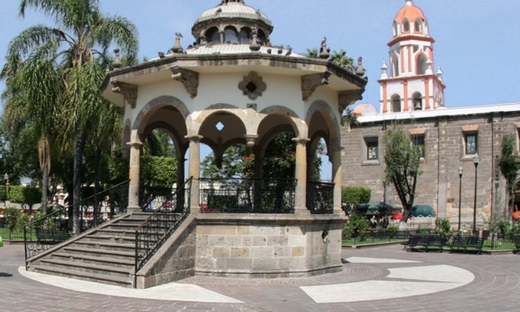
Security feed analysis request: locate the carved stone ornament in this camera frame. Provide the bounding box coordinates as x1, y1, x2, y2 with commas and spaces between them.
111, 80, 138, 108
338, 90, 362, 113
171, 67, 199, 98
301, 71, 331, 101
238, 72, 266, 100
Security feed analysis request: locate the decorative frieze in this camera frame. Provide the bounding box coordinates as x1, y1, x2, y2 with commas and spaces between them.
171, 67, 200, 98
111, 80, 138, 108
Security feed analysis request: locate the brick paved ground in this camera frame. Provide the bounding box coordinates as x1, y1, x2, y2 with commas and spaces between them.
1, 242, 520, 312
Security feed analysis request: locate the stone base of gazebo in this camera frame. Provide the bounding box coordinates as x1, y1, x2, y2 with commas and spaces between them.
135, 213, 347, 288
194, 213, 346, 278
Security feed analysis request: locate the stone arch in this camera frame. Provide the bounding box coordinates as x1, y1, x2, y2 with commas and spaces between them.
391, 94, 402, 113
134, 95, 190, 132
412, 91, 423, 110
416, 52, 427, 75
305, 100, 340, 148
143, 121, 188, 156
259, 106, 302, 139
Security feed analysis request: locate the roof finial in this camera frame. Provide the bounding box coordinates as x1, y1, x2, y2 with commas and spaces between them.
406, 0, 413, 5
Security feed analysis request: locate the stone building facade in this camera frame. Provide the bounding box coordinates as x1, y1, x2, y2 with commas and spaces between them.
341, 1, 520, 229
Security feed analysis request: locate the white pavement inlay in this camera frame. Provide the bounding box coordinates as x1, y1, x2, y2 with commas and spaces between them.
301, 264, 474, 303
19, 267, 242, 303
345, 257, 420, 264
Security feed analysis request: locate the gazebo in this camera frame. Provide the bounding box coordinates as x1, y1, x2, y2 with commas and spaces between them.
102, 0, 367, 287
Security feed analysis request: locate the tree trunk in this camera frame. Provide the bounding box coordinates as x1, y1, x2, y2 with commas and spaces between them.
41, 162, 48, 214
93, 145, 102, 226
72, 133, 85, 236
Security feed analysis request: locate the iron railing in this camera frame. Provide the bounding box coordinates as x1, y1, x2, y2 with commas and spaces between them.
199, 178, 296, 214
140, 186, 178, 212
24, 180, 130, 266
134, 178, 192, 285
306, 181, 334, 214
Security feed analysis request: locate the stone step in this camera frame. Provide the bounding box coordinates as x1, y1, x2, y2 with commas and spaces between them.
62, 246, 135, 260
39, 258, 132, 278
30, 264, 132, 287
72, 240, 136, 252
51, 252, 135, 267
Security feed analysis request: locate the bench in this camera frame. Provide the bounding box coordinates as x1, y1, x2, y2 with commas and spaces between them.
403, 234, 446, 252
36, 229, 71, 245
513, 236, 520, 254
450, 235, 485, 255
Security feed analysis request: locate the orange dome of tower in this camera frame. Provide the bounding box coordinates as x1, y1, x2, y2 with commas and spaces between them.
393, 0, 429, 38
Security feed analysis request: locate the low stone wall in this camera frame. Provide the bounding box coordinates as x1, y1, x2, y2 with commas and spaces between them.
194, 213, 346, 278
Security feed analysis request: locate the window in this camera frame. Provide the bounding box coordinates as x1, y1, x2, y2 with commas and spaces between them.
412, 92, 423, 110
224, 27, 239, 44
416, 54, 427, 75
412, 134, 426, 158
465, 133, 478, 155
391, 94, 401, 113
206, 27, 220, 44
415, 19, 422, 33
365, 137, 379, 161
238, 28, 251, 44
403, 19, 410, 33
392, 57, 400, 77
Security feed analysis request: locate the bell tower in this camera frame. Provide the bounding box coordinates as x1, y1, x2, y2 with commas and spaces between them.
379, 0, 445, 114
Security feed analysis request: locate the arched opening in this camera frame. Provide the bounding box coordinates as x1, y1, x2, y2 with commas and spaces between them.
392, 56, 400, 77
393, 21, 399, 37
416, 53, 427, 75
224, 26, 239, 44
238, 27, 251, 44
391, 94, 401, 113
205, 27, 220, 44
257, 29, 266, 45
412, 92, 423, 110
415, 18, 422, 33
403, 19, 410, 33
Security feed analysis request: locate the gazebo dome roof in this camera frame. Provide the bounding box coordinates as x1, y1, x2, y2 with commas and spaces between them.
195, 0, 272, 27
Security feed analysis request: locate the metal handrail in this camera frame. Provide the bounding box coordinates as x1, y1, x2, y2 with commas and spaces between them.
24, 180, 130, 268
134, 177, 192, 287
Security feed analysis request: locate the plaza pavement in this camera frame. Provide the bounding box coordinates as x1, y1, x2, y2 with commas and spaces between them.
1, 242, 520, 312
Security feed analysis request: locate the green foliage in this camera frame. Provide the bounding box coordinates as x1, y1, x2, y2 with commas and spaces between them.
340, 107, 360, 127
435, 218, 452, 240
384, 123, 422, 219
386, 225, 399, 238
3, 207, 22, 232
341, 186, 371, 204
3, 186, 41, 212
15, 214, 30, 231
141, 156, 177, 188
343, 214, 371, 238
499, 134, 520, 218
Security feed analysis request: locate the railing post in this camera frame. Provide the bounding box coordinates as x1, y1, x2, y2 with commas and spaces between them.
134, 230, 138, 289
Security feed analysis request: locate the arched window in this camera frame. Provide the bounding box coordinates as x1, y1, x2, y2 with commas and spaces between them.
393, 21, 399, 37
416, 54, 427, 75
391, 94, 401, 113
403, 19, 410, 33
238, 27, 251, 44
415, 19, 422, 33
412, 92, 423, 110
206, 27, 220, 44
392, 57, 400, 77
257, 29, 266, 45
224, 26, 239, 44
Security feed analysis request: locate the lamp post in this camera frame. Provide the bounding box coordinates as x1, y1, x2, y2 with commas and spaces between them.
458, 166, 463, 232
3, 173, 8, 207
472, 154, 480, 236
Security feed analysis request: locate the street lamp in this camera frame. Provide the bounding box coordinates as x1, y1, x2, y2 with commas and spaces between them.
458, 166, 463, 232
3, 173, 8, 207
472, 153, 480, 236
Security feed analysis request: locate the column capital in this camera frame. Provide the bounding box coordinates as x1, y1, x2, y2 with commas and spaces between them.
127, 140, 143, 148
292, 137, 310, 145
185, 135, 203, 143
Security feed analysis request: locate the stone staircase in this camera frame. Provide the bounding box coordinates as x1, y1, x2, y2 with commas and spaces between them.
28, 212, 154, 288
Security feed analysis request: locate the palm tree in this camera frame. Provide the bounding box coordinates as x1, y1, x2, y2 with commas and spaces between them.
3, 0, 138, 234
330, 49, 354, 69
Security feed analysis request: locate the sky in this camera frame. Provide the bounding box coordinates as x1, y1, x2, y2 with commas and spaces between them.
1, 0, 520, 180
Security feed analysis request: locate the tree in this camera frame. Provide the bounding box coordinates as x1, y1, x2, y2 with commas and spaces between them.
499, 134, 520, 220
330, 49, 354, 69
4, 0, 138, 235
304, 48, 319, 58
383, 123, 422, 227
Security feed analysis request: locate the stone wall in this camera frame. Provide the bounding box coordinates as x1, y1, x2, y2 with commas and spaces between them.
194, 214, 345, 278
342, 111, 520, 229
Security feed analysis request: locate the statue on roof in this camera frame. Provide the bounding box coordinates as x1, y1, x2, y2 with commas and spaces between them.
220, 0, 245, 4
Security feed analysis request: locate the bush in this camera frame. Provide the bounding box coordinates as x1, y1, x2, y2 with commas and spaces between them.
341, 186, 371, 204
387, 225, 399, 238
435, 218, 452, 240
343, 214, 371, 238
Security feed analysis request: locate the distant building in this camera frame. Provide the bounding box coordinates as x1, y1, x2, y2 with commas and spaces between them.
342, 0, 520, 229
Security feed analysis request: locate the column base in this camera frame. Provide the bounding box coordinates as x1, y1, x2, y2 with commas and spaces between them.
127, 205, 141, 213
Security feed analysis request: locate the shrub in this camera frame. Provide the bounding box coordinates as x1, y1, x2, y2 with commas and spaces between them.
341, 186, 371, 204
435, 218, 452, 240
343, 214, 371, 238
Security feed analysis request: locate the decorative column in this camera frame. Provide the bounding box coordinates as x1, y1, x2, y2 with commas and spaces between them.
127, 139, 143, 213
187, 135, 203, 213
293, 138, 310, 214
331, 146, 344, 214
